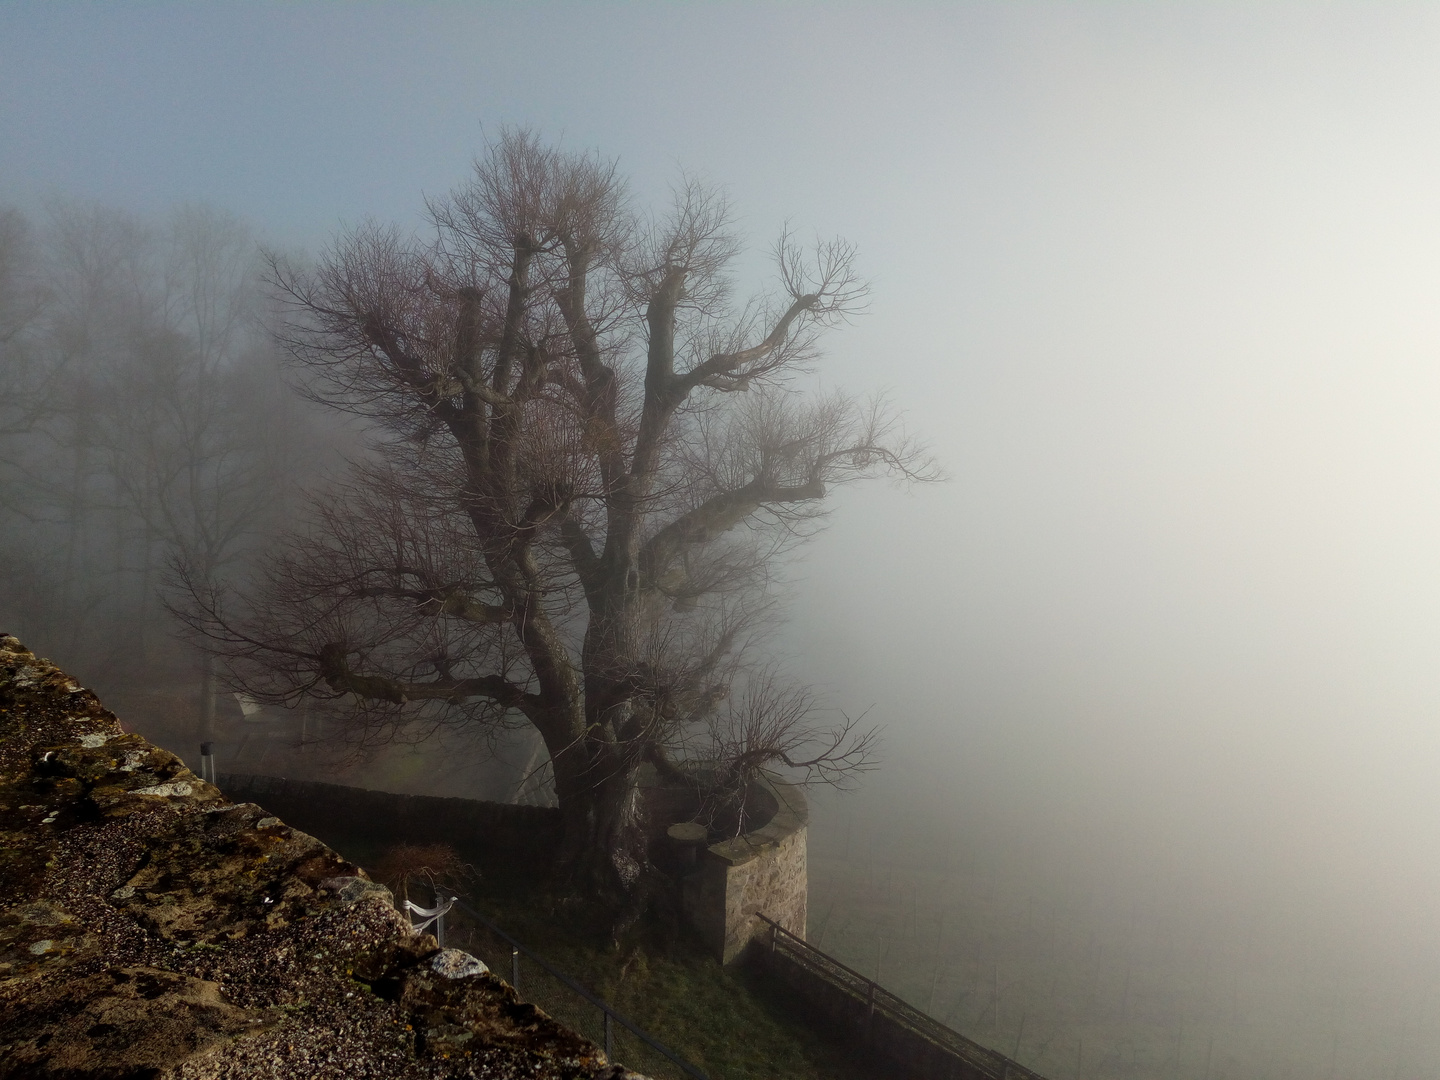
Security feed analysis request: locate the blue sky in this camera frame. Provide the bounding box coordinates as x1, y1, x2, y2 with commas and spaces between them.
3, 4, 1014, 243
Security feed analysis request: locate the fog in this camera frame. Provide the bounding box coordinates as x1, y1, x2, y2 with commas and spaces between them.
6, 4, 1440, 1076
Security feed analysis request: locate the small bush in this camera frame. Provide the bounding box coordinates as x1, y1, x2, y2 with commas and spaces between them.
371, 842, 476, 908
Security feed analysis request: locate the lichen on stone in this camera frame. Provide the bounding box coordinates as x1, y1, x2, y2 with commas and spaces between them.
431, 948, 490, 980
0, 635, 649, 1079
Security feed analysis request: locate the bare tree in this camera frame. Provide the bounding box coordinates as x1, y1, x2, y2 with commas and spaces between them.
0, 204, 136, 659
99, 208, 292, 722
0, 209, 56, 449
0, 207, 87, 524
0, 200, 316, 713
178, 131, 936, 901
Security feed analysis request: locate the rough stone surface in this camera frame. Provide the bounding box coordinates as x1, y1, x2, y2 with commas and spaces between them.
431, 949, 490, 980
0, 635, 644, 1079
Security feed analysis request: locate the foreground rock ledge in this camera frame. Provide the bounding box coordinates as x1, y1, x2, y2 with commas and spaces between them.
0, 636, 643, 1080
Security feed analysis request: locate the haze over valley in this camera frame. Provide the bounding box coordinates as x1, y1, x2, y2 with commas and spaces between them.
6, 6, 1440, 1076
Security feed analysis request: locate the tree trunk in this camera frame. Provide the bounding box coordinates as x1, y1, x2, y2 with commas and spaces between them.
547, 722, 648, 907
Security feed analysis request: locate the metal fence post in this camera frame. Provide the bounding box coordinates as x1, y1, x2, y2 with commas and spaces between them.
452, 896, 709, 1080
435, 891, 446, 948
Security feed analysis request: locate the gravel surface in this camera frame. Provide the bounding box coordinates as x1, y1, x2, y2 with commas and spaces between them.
0, 635, 647, 1079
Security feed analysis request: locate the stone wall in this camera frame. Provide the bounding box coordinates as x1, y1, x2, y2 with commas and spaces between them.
217, 772, 563, 870
680, 777, 808, 964
220, 769, 811, 967
0, 636, 640, 1079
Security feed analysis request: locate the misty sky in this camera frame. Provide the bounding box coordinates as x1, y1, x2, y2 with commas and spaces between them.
9, 0, 1440, 1029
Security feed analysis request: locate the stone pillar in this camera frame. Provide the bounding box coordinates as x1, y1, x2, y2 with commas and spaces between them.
681, 778, 808, 964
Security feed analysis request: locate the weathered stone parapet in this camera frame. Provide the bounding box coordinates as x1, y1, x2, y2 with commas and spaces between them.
217, 772, 564, 870
680, 777, 808, 964
0, 636, 643, 1079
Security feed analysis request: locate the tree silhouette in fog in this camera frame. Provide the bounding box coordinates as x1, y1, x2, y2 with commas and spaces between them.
0, 202, 306, 698
178, 131, 936, 903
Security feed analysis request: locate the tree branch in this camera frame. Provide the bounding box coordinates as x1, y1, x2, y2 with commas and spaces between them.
351, 584, 511, 624
560, 514, 603, 605
317, 642, 540, 714
639, 475, 825, 586
675, 292, 818, 396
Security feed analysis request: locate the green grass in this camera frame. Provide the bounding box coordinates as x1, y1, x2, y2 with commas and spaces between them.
450, 875, 869, 1080
324, 834, 867, 1080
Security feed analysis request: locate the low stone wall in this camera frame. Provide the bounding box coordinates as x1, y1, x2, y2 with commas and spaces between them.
217, 773, 563, 870
680, 777, 808, 964
222, 770, 810, 967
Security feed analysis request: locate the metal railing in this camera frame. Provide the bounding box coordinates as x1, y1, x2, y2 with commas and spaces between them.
756, 914, 1047, 1080
433, 894, 709, 1080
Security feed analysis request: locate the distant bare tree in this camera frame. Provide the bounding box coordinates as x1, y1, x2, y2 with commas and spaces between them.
0, 201, 315, 712
178, 131, 936, 903
0, 202, 152, 656
0, 209, 60, 500
98, 208, 292, 724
